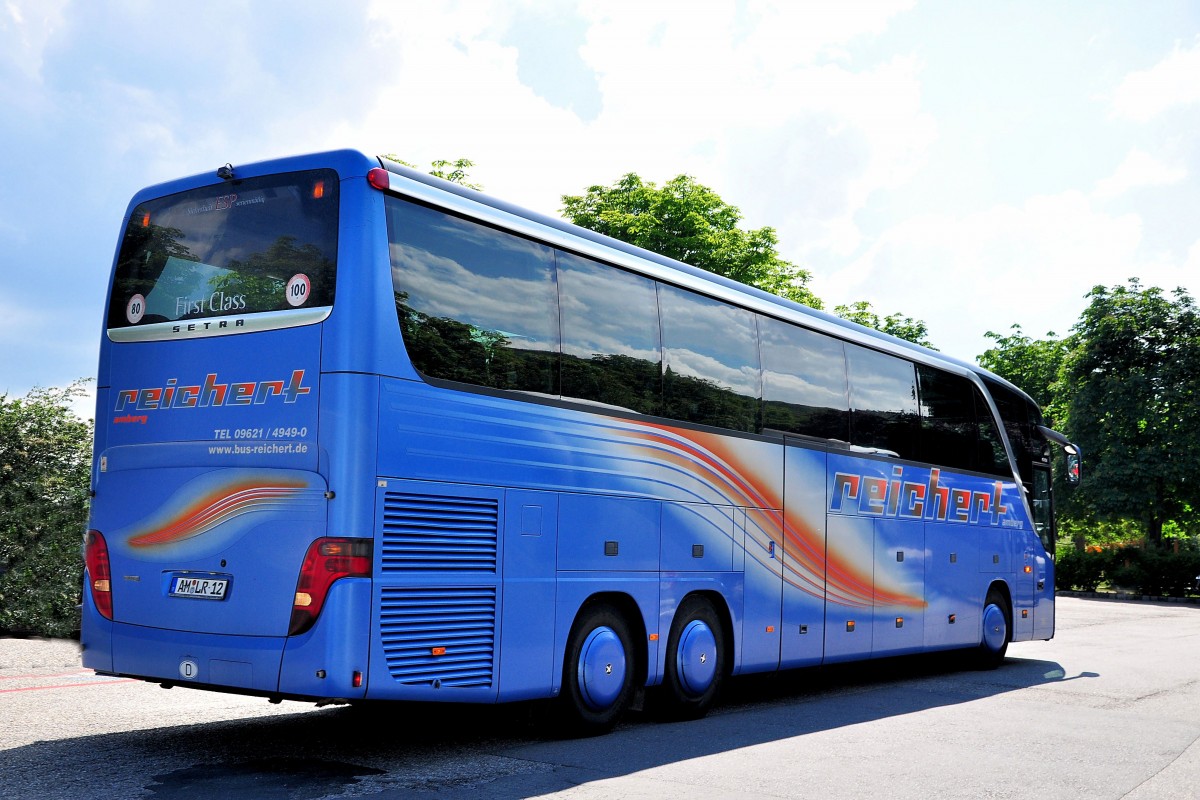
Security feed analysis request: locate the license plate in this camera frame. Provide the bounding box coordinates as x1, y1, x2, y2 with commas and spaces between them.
170, 575, 229, 599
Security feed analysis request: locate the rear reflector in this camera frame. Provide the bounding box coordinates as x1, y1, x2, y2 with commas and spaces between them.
289, 537, 372, 636
84, 530, 113, 620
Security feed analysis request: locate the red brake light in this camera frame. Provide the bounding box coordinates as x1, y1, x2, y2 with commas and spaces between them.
84, 530, 113, 620
367, 168, 391, 191
289, 537, 372, 636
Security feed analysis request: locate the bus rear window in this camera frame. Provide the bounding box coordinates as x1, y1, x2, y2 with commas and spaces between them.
108, 168, 338, 340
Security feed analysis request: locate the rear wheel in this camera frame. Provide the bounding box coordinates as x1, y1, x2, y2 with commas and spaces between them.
557, 604, 635, 736
975, 587, 1011, 669
656, 596, 725, 721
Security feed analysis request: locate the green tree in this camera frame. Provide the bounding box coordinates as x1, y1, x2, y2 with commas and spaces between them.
561, 173, 821, 308
1062, 280, 1200, 547
834, 300, 936, 349
978, 324, 1069, 425
382, 155, 481, 190
0, 381, 93, 636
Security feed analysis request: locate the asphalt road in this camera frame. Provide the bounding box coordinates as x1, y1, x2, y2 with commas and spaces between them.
2, 596, 1198, 799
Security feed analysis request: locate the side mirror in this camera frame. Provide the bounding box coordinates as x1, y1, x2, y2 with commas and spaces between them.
1065, 449, 1081, 485
1037, 426, 1082, 486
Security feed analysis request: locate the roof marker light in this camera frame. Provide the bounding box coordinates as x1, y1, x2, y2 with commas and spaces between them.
367, 168, 391, 191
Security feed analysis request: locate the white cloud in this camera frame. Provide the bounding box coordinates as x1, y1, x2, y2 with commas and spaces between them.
0, 0, 68, 74
1186, 239, 1200, 273
820, 190, 1150, 360
1094, 148, 1187, 199
1111, 35, 1200, 121
345, 0, 930, 236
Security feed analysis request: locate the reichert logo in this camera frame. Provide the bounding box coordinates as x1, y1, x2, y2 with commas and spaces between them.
113, 370, 311, 412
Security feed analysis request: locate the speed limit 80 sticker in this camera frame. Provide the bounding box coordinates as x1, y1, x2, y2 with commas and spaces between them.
126, 294, 146, 324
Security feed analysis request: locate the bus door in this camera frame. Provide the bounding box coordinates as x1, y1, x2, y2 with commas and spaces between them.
780, 441, 827, 669
1030, 465, 1055, 638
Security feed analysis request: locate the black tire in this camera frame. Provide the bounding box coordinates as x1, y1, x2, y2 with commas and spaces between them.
656, 596, 725, 721
975, 587, 1011, 669
556, 603, 636, 736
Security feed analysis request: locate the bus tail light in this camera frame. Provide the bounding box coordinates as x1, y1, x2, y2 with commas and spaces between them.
84, 530, 113, 620
289, 537, 372, 636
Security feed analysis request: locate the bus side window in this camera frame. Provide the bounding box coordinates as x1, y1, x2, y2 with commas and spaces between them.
846, 345, 919, 460
916, 365, 976, 472
659, 284, 761, 433
759, 316, 849, 441
387, 198, 559, 395
557, 252, 662, 416
915, 366, 1011, 477
972, 387, 1010, 476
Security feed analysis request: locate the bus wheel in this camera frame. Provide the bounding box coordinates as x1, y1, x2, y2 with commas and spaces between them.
558, 604, 635, 736
656, 596, 725, 721
975, 588, 1011, 669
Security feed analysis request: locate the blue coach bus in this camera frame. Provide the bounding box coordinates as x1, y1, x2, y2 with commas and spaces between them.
82, 149, 1077, 733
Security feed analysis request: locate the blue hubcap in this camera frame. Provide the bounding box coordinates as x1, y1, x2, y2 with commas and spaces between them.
677, 619, 717, 696
577, 626, 627, 711
982, 603, 1007, 652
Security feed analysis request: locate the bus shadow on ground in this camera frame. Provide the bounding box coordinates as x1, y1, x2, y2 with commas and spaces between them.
2, 652, 1083, 799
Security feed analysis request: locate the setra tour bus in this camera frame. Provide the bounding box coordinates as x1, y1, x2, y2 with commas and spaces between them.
82, 149, 1079, 733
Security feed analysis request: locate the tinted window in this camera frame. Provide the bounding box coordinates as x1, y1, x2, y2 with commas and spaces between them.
760, 316, 849, 441
109, 169, 338, 336
659, 284, 760, 433
387, 197, 559, 394
917, 366, 976, 471
973, 388, 1011, 476
916, 366, 1010, 476
847, 345, 918, 459
984, 378, 1049, 484
558, 252, 662, 415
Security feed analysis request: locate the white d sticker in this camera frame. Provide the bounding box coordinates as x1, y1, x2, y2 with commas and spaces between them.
126, 294, 146, 324
285, 274, 311, 307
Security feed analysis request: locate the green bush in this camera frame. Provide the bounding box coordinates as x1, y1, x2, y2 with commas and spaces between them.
0, 382, 92, 637
1103, 544, 1200, 597
1055, 548, 1107, 592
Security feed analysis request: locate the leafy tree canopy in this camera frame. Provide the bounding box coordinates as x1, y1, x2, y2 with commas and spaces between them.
561, 173, 822, 309
0, 380, 93, 636
978, 324, 1069, 425
834, 300, 936, 349
1061, 279, 1200, 546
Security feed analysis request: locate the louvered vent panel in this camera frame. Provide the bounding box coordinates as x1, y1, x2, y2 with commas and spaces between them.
379, 587, 496, 687
380, 492, 498, 572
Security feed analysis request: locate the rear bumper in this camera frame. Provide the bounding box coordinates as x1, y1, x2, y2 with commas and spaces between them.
80, 577, 370, 701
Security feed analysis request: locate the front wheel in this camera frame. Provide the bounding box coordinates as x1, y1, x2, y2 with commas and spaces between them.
974, 588, 1011, 669
557, 604, 635, 736
655, 596, 725, 721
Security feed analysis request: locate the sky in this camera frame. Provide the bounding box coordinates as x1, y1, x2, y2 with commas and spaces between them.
2, 0, 1198, 418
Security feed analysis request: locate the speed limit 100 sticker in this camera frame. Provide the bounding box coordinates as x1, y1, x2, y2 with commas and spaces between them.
126, 294, 146, 324
285, 274, 311, 307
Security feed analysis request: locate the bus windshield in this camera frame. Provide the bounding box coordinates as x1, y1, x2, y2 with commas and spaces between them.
107, 168, 339, 341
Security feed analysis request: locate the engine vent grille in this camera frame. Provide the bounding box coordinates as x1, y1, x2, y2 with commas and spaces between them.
380, 492, 498, 572
379, 587, 496, 687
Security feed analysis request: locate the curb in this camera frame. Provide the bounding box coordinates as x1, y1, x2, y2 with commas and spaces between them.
1056, 590, 1200, 606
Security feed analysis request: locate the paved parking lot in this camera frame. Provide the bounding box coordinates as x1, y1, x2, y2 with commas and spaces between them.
2, 596, 1198, 799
